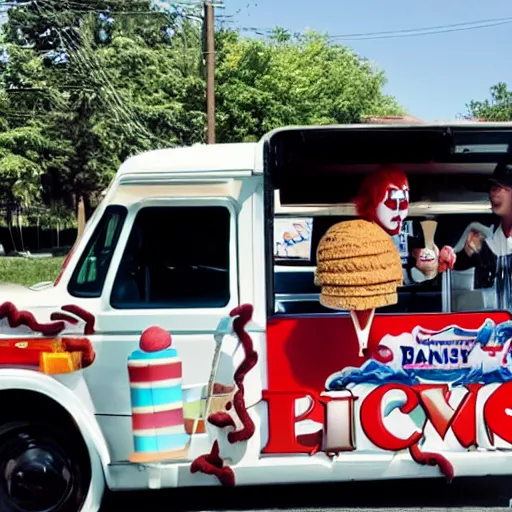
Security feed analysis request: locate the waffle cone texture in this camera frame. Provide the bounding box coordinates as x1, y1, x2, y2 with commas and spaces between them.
315, 219, 403, 311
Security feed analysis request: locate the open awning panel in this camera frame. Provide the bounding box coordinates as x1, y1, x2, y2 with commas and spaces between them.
265, 124, 512, 205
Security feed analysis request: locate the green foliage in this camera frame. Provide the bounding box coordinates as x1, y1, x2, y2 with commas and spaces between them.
0, 5, 405, 217
215, 28, 405, 142
1, 0, 206, 211
467, 82, 512, 121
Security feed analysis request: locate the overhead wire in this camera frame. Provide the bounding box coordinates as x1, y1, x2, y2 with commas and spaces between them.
21, 0, 204, 146
5, 1, 141, 137
329, 17, 512, 40
218, 14, 512, 40
4, 3, 509, 124
0, 0, 224, 16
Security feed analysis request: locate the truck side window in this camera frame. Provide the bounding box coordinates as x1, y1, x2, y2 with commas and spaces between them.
68, 205, 128, 298
110, 206, 231, 309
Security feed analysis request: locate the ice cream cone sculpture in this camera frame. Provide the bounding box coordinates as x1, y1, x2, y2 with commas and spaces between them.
315, 219, 403, 356
350, 309, 376, 357
416, 219, 439, 279
421, 220, 437, 250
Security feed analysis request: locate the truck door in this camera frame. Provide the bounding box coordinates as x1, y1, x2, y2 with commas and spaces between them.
65, 177, 268, 463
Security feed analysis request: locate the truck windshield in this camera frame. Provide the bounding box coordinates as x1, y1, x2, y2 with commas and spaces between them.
68, 205, 127, 298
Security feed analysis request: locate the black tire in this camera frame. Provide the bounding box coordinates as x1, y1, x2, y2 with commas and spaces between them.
0, 421, 91, 512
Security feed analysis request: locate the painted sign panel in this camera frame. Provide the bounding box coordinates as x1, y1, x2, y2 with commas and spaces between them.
264, 312, 512, 480
274, 218, 313, 261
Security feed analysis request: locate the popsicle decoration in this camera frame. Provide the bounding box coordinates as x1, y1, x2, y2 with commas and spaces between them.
128, 326, 190, 463
315, 167, 409, 356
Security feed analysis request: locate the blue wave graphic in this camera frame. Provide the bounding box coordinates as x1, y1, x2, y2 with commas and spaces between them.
326, 351, 512, 392
328, 360, 419, 390
453, 366, 512, 386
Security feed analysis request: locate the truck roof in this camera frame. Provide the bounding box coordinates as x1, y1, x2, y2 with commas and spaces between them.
261, 121, 512, 136
116, 142, 260, 178
115, 122, 512, 180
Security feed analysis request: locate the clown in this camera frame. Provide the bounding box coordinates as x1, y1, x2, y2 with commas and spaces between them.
354, 166, 456, 282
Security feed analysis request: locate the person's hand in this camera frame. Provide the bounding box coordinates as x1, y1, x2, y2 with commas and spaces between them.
464, 230, 484, 257
413, 246, 439, 279
438, 245, 456, 273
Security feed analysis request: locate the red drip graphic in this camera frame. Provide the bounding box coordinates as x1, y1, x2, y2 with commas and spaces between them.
409, 442, 454, 483
61, 338, 96, 366
208, 304, 258, 443
0, 302, 96, 336
49, 313, 79, 324
208, 412, 235, 429
193, 304, 258, 486
190, 441, 235, 487
0, 302, 66, 336
60, 305, 96, 335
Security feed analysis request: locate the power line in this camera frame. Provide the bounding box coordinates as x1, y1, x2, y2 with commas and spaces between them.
4, 2, 510, 42
325, 15, 512, 39
329, 17, 512, 40
0, 0, 225, 14
220, 15, 512, 41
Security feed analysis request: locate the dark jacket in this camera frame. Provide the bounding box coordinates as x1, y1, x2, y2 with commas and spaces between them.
454, 232, 497, 290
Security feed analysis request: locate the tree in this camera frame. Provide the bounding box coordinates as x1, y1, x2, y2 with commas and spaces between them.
215, 28, 405, 143
467, 82, 512, 121
1, 0, 206, 214
0, 6, 405, 214
0, 39, 72, 207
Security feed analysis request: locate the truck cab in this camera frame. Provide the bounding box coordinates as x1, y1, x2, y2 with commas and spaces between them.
2, 123, 512, 512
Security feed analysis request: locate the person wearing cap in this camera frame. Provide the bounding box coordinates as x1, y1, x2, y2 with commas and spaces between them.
454, 159, 512, 308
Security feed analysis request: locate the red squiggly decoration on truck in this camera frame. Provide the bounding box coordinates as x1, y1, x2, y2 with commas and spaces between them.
209, 304, 258, 442
409, 442, 454, 483
58, 305, 96, 335
191, 304, 258, 485
0, 302, 96, 373
0, 302, 95, 336
190, 441, 235, 487
0, 302, 68, 336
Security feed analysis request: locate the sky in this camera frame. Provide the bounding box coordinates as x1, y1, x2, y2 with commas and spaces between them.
1, 0, 510, 121
221, 0, 512, 121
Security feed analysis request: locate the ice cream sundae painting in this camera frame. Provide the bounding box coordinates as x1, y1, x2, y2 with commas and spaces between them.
326, 319, 512, 391
274, 218, 313, 260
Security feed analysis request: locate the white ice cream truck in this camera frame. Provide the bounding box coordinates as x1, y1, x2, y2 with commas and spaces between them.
2, 123, 512, 512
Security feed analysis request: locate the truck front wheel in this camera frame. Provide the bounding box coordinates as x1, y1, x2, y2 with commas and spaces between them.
0, 421, 90, 512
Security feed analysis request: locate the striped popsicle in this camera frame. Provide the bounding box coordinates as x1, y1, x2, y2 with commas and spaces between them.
128, 328, 190, 463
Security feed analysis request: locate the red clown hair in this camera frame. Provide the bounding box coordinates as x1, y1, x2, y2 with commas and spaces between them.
354, 166, 409, 222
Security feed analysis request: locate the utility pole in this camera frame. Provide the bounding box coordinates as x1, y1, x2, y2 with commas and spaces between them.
204, 1, 216, 144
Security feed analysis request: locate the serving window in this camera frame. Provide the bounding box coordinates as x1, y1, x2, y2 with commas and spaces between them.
264, 124, 512, 318
273, 210, 498, 317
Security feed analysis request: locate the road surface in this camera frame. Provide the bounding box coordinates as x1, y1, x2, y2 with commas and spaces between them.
101, 476, 512, 511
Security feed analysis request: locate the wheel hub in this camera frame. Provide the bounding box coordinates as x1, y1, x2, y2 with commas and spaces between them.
3, 435, 72, 512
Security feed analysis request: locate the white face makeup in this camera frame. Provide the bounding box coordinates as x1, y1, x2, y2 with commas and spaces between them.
418, 247, 436, 262
375, 186, 410, 235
